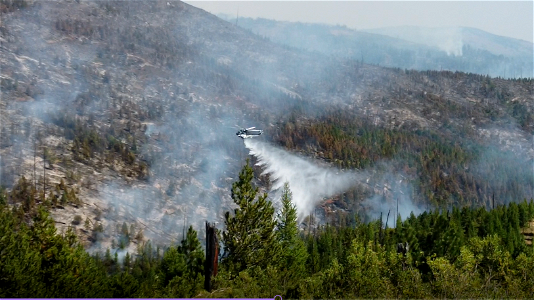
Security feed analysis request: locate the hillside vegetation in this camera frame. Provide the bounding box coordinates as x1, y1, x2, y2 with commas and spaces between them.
1, 164, 533, 298
0, 1, 534, 296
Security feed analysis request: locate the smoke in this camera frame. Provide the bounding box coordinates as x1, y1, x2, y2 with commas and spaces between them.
369, 26, 465, 57
244, 138, 365, 220
84, 106, 249, 248
434, 27, 464, 56
5, 1, 529, 255
360, 170, 424, 228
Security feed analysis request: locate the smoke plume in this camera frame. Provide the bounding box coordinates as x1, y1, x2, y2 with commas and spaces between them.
359, 170, 424, 228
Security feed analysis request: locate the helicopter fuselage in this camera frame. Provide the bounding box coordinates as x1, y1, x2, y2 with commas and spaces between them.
236, 128, 263, 139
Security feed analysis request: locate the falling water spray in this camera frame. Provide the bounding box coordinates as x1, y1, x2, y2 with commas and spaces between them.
243, 139, 364, 220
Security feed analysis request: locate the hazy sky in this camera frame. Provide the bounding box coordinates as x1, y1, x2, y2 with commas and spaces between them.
184, 1, 534, 43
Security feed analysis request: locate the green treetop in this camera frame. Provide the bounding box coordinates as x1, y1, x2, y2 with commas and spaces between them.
276, 182, 308, 289
222, 159, 280, 276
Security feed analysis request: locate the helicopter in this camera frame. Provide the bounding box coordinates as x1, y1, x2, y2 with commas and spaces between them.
235, 126, 263, 139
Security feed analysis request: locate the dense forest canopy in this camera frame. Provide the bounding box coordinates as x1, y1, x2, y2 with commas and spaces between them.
1, 165, 533, 298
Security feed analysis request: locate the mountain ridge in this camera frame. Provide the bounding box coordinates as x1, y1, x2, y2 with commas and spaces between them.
225, 16, 533, 78
365, 25, 533, 58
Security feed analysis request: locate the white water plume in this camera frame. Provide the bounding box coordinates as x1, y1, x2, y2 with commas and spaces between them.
244, 139, 364, 220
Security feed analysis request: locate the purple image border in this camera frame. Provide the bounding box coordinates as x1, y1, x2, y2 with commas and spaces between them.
10, 298, 280, 300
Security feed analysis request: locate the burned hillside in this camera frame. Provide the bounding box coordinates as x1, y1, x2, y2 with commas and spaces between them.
0, 0, 533, 250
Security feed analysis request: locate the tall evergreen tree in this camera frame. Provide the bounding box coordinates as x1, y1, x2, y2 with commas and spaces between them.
403, 221, 420, 258
277, 182, 299, 243
276, 182, 308, 289
158, 246, 186, 288
444, 218, 464, 260
308, 237, 320, 274
222, 159, 280, 275
395, 214, 403, 244
518, 199, 528, 226
179, 225, 204, 278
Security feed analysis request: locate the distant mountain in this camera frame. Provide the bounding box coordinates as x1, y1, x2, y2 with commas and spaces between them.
224, 17, 533, 78
365, 26, 533, 58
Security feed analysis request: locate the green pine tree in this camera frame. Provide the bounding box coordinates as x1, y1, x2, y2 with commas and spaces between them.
158, 246, 186, 287
178, 225, 205, 278
222, 159, 281, 275
308, 237, 320, 274
395, 214, 403, 244
277, 182, 299, 243
276, 182, 308, 291
403, 221, 420, 259
444, 218, 464, 260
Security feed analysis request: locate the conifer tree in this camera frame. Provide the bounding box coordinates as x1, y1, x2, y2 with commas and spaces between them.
319, 224, 334, 268
222, 159, 280, 275
158, 245, 186, 287
403, 221, 419, 258
179, 225, 204, 278
307, 236, 321, 274
518, 199, 528, 226
123, 252, 131, 270
395, 214, 403, 244
0, 187, 6, 205
444, 218, 464, 260
277, 183, 299, 243
276, 182, 308, 289
431, 213, 450, 256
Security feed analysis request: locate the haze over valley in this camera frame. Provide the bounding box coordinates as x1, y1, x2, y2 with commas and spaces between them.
222, 16, 533, 79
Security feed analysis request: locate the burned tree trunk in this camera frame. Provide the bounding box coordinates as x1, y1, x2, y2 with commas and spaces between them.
379, 211, 383, 245
204, 222, 219, 292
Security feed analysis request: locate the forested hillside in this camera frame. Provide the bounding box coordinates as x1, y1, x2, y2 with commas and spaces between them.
1, 163, 533, 298
271, 104, 533, 214
1, 1, 534, 297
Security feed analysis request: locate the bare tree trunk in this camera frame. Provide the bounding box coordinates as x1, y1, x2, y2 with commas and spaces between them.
204, 222, 219, 292
34, 137, 36, 187
43, 146, 46, 195
379, 211, 383, 245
